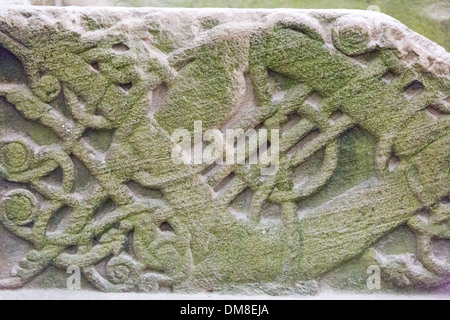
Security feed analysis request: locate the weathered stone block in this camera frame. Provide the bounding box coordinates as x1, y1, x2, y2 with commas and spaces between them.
0, 5, 449, 296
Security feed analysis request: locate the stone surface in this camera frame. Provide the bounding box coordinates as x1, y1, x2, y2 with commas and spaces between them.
0, 5, 449, 296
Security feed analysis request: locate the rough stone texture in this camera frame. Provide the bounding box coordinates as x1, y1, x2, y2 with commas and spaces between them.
0, 5, 449, 296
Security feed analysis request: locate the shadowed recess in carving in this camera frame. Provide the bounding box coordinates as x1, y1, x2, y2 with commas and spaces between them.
260, 201, 281, 225
222, 73, 258, 130
82, 128, 115, 153
94, 198, 117, 223
282, 113, 302, 134
200, 163, 217, 178
214, 172, 236, 193
41, 166, 64, 187
47, 206, 73, 233
305, 92, 323, 109
91, 62, 100, 72
229, 187, 253, 220
431, 239, 450, 264
288, 129, 320, 157
293, 149, 325, 188
349, 51, 380, 69
267, 70, 295, 102
404, 80, 425, 100
382, 71, 395, 84
404, 51, 419, 65
426, 106, 443, 120
70, 155, 96, 192
148, 83, 169, 116
417, 207, 431, 223
0, 46, 27, 84
112, 43, 130, 52
119, 83, 133, 93
64, 245, 78, 255
159, 221, 174, 233
0, 98, 60, 146
389, 154, 401, 172
329, 112, 343, 125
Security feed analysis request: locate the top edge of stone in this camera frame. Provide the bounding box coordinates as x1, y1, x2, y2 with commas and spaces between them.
0, 5, 432, 26
0, 5, 401, 14
0, 5, 448, 77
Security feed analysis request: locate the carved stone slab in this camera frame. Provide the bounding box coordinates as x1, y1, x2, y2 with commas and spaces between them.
0, 5, 449, 295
